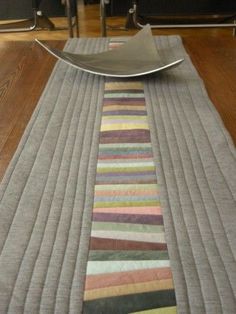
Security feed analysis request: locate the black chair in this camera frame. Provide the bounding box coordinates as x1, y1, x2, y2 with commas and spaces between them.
0, 0, 79, 37
101, 0, 236, 36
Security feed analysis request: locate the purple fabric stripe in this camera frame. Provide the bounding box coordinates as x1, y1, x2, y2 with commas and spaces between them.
99, 131, 151, 145
92, 213, 164, 225
104, 98, 145, 102
104, 97, 145, 106
104, 89, 143, 94
100, 129, 150, 138
103, 102, 145, 107
102, 111, 147, 116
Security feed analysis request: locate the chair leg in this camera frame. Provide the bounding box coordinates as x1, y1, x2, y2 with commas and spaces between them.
100, 0, 107, 37
74, 0, 79, 37
0, 9, 38, 33
66, 0, 79, 38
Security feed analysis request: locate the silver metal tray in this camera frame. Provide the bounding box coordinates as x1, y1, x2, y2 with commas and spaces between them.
36, 25, 184, 77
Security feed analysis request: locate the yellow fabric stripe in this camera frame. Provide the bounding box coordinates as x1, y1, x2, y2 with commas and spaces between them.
105, 82, 143, 90
101, 124, 149, 131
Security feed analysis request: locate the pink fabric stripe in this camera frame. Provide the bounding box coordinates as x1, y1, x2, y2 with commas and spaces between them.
85, 267, 173, 290
93, 206, 162, 215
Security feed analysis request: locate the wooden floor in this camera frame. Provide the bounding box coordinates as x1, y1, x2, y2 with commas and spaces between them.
0, 1, 235, 40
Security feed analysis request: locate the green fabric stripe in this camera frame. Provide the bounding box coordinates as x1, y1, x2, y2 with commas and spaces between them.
97, 166, 155, 173
104, 93, 144, 98
130, 306, 177, 314
91, 222, 164, 233
94, 184, 158, 191
88, 250, 169, 261
94, 200, 160, 208
83, 290, 176, 314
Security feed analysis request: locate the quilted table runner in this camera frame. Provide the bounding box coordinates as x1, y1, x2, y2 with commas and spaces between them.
0, 35, 236, 314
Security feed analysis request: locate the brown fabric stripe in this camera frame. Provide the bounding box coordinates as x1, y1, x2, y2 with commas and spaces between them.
92, 213, 163, 225
97, 153, 153, 160
90, 238, 168, 251
100, 137, 151, 144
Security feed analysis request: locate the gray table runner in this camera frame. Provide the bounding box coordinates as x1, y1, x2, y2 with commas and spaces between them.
0, 36, 235, 314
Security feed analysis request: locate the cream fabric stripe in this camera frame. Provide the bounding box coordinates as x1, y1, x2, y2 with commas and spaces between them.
86, 260, 170, 275
91, 230, 166, 243
94, 185, 158, 190
100, 124, 149, 131
84, 279, 174, 301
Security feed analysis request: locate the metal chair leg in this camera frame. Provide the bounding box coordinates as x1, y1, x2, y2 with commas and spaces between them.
66, 0, 79, 38
100, 0, 107, 37
66, 0, 73, 37
0, 10, 37, 33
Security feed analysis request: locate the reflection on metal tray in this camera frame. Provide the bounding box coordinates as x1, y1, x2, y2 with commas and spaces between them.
36, 25, 184, 77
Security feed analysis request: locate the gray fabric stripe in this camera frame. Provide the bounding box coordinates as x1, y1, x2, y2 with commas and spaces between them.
145, 36, 236, 314
0, 38, 108, 314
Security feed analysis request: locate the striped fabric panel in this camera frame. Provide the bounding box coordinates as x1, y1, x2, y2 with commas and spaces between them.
83, 41, 176, 313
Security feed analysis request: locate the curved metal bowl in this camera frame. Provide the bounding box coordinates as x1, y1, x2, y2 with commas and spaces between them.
36, 25, 184, 77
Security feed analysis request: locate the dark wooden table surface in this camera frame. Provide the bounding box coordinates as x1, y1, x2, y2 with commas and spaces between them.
0, 38, 235, 181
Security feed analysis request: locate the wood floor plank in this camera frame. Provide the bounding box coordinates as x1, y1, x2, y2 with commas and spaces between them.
0, 41, 65, 180
183, 37, 236, 145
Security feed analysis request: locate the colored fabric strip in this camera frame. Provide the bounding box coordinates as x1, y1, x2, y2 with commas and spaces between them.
82, 41, 176, 313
